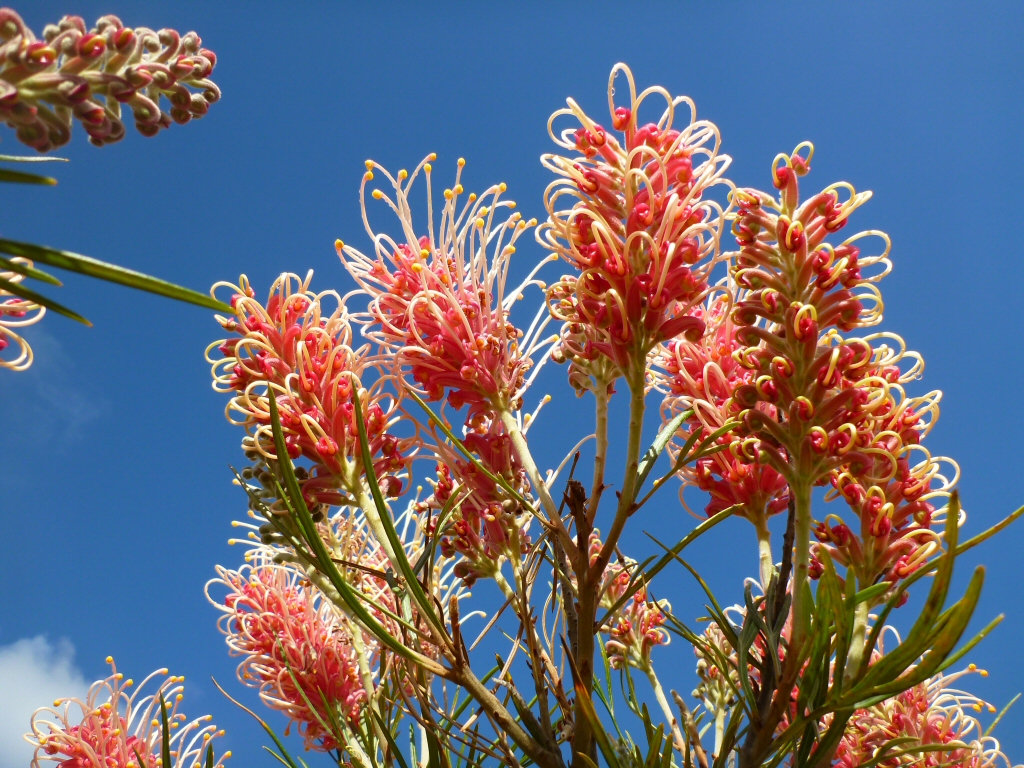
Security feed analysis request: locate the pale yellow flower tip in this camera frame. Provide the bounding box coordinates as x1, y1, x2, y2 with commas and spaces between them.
424, 163, 432, 173
335, 239, 344, 251
457, 157, 465, 167
398, 169, 408, 180
364, 159, 374, 170
364, 171, 374, 182
105, 656, 114, 664
372, 189, 384, 200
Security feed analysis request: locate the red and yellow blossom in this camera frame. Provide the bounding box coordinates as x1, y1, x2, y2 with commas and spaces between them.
27, 659, 228, 768
338, 157, 555, 423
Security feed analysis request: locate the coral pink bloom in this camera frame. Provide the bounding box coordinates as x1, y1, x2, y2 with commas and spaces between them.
540, 63, 731, 380
207, 554, 369, 751
652, 295, 790, 525
338, 157, 554, 423
426, 420, 533, 585
208, 272, 413, 508
27, 659, 227, 768
605, 589, 670, 671
836, 659, 1012, 768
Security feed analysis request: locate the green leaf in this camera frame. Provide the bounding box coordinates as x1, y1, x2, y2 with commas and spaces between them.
0, 238, 233, 312
0, 272, 90, 325
0, 168, 57, 185
0, 255, 61, 285
213, 678, 303, 768
573, 677, 623, 768
0, 154, 67, 163
160, 695, 173, 768
351, 388, 446, 638
267, 390, 444, 671
636, 409, 691, 489
373, 710, 411, 768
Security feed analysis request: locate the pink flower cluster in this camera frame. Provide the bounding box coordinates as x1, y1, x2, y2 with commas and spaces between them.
835, 663, 1009, 768
339, 157, 549, 423
653, 296, 790, 524
27, 659, 227, 768
427, 423, 533, 585
541, 64, 731, 383
605, 589, 670, 670
208, 272, 413, 508
209, 556, 371, 751
0, 9, 219, 151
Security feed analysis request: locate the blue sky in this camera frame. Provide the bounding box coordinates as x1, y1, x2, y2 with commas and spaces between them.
1, 1, 1023, 766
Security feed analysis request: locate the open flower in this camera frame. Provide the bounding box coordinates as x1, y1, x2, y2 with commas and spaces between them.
208, 272, 413, 510
540, 63, 731, 383
424, 418, 534, 586
605, 589, 670, 671
652, 293, 790, 525
208, 552, 369, 752
836, 661, 1012, 768
1, 256, 45, 371
338, 157, 554, 423
27, 658, 227, 768
0, 9, 219, 152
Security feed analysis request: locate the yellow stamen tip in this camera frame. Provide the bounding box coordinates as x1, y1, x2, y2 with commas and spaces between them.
475, 218, 485, 228
454, 184, 464, 195
105, 656, 114, 664
398, 169, 408, 180
457, 157, 466, 166
364, 160, 374, 170
498, 183, 507, 192
372, 189, 384, 200
364, 171, 374, 181
424, 163, 432, 173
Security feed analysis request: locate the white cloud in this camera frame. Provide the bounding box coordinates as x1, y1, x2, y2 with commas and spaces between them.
0, 637, 89, 768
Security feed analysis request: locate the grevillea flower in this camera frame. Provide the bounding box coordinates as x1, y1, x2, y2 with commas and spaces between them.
835, 655, 1014, 768
207, 551, 370, 752
811, 335, 958, 594
540, 63, 731, 386
604, 589, 670, 671
27, 658, 228, 768
207, 272, 414, 510
338, 157, 554, 424
715, 143, 958, 598
423, 419, 534, 586
1, 256, 45, 371
0, 9, 219, 152
652, 294, 790, 525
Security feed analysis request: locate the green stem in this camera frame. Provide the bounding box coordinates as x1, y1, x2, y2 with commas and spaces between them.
789, 481, 813, 653
844, 599, 870, 688
753, 513, 774, 590
501, 410, 559, 523
594, 368, 647, 571
645, 665, 686, 755
586, 381, 610, 523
